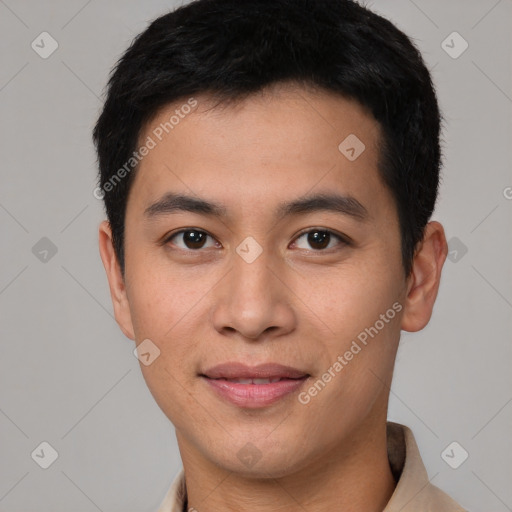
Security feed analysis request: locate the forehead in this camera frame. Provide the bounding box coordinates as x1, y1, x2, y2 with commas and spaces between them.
127, 83, 389, 220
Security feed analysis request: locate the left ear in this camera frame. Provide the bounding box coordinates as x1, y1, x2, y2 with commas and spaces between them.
401, 221, 448, 332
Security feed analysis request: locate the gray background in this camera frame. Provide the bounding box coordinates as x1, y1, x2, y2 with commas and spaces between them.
1, 0, 511, 510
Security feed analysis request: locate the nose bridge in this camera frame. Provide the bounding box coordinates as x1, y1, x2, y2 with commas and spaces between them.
230, 244, 275, 319
210, 240, 295, 340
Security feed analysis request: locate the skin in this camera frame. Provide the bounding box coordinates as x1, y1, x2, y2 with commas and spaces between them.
99, 82, 448, 512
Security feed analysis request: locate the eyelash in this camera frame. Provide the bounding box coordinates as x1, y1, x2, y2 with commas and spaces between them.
162, 228, 351, 253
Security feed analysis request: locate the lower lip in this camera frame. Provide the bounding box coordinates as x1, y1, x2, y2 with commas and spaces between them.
202, 376, 309, 408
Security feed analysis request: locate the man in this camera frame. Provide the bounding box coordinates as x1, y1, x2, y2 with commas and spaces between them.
94, 0, 467, 510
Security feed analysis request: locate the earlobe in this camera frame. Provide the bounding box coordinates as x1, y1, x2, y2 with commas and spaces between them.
98, 220, 136, 340
400, 221, 448, 332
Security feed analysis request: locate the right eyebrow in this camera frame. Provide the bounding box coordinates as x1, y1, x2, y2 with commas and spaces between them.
144, 192, 228, 220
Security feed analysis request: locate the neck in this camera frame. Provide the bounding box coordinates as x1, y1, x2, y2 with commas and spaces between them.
177, 410, 396, 512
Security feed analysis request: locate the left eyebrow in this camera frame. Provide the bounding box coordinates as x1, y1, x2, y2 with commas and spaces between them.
275, 192, 369, 222
143, 191, 369, 222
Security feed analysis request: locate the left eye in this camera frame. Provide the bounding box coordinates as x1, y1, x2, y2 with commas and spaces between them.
292, 229, 346, 251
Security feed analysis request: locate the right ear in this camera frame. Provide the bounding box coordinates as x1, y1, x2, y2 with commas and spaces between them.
98, 220, 136, 340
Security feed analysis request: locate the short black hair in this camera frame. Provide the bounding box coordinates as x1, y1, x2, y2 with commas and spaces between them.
93, 0, 443, 278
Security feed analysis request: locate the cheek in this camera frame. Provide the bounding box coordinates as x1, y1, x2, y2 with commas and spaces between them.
124, 259, 208, 368
125, 271, 203, 402
301, 308, 401, 437
295, 259, 403, 397
131, 287, 202, 428
125, 255, 201, 340
294, 260, 402, 339
138, 362, 195, 434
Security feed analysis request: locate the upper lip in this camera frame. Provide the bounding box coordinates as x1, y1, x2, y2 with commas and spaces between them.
201, 362, 309, 379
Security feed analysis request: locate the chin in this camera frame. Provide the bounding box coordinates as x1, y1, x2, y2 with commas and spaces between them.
205, 435, 311, 479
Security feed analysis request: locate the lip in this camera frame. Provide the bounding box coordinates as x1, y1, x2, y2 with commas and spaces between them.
200, 362, 310, 408
202, 362, 308, 380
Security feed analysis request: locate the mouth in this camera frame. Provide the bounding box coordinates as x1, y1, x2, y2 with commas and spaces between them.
200, 362, 310, 408
207, 377, 301, 384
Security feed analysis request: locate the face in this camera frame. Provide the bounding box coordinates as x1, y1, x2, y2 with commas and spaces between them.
99, 83, 445, 478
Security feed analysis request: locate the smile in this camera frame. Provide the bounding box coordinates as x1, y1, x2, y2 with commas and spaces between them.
200, 362, 310, 408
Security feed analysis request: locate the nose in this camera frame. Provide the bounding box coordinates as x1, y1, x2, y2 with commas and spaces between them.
210, 245, 297, 342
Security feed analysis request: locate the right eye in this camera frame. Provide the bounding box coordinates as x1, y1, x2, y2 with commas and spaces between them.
164, 229, 221, 251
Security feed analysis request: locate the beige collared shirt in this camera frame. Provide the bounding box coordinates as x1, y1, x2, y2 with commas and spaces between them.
156, 421, 467, 512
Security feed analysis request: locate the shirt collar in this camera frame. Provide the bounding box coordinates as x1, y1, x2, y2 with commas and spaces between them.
156, 422, 466, 512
